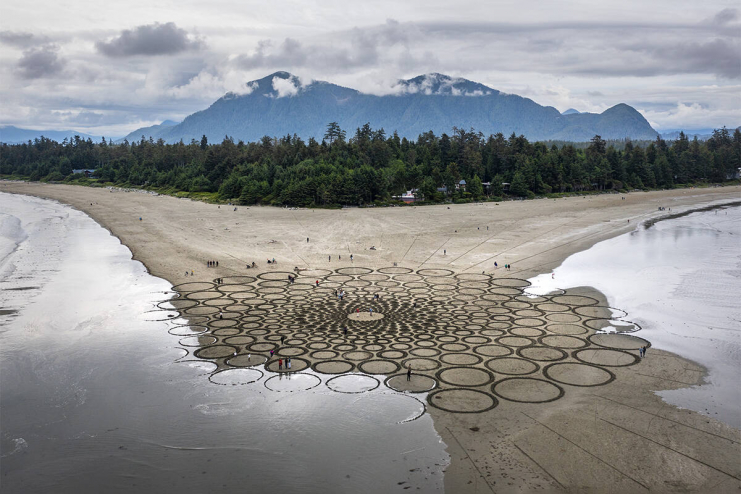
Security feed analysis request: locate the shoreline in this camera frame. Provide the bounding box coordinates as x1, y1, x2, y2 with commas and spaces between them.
2, 182, 740, 492
2, 182, 740, 286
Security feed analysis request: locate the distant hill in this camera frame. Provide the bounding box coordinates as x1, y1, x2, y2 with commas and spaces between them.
124, 72, 659, 143
0, 126, 107, 144
118, 120, 178, 143
658, 128, 740, 141
561, 108, 580, 115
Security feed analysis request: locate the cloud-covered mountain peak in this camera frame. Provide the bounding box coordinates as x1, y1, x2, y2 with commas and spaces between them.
397, 73, 496, 96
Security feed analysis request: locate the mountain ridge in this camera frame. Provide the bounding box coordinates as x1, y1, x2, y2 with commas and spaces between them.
122, 71, 658, 143
0, 125, 108, 144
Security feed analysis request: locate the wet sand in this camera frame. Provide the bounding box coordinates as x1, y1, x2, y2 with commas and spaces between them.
2, 181, 740, 493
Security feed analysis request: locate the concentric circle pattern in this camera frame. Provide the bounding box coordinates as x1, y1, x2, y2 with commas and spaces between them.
156, 268, 647, 412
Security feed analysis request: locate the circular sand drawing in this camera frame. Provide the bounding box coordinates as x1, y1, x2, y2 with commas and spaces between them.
155, 267, 648, 413
348, 312, 385, 321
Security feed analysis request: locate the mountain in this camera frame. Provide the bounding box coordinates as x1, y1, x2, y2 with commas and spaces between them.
119, 120, 178, 143
123, 72, 660, 143
0, 126, 106, 144
658, 128, 740, 141
561, 108, 580, 115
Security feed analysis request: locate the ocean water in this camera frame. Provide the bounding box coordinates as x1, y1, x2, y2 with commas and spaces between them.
0, 192, 447, 493
529, 202, 741, 428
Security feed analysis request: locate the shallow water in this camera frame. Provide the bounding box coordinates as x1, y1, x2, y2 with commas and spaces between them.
529, 202, 741, 427
0, 193, 447, 493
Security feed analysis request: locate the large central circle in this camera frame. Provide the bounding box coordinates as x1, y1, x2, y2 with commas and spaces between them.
347, 312, 385, 321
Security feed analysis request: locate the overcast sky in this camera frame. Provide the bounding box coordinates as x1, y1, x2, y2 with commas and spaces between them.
1, 0, 739, 136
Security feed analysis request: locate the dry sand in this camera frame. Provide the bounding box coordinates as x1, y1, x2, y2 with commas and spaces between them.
2, 182, 740, 493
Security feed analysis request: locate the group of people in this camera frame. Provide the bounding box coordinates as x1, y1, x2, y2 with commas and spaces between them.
206, 260, 219, 267
335, 289, 346, 300
266, 336, 292, 370
288, 274, 296, 284
326, 255, 355, 262
267, 258, 277, 264
245, 261, 257, 269
639, 346, 649, 358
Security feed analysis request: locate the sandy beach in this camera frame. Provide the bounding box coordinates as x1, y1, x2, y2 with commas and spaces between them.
2, 181, 740, 493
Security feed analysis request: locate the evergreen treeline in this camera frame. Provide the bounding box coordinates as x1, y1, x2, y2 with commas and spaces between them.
1, 124, 739, 206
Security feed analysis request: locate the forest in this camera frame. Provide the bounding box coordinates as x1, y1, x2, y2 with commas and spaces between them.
1, 124, 739, 206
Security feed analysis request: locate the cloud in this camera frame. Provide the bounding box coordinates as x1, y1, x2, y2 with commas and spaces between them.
391, 73, 491, 96
234, 20, 432, 74
237, 38, 308, 68
271, 75, 300, 97
640, 102, 741, 130
2, 5, 739, 136
16, 45, 64, 79
712, 8, 738, 25
0, 31, 48, 48
609, 38, 741, 79
415, 10, 741, 80
96, 22, 203, 57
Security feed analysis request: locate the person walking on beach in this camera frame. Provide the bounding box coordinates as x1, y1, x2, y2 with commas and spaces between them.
287, 357, 291, 370
343, 327, 348, 336
350, 254, 353, 262
307, 237, 309, 243
279, 358, 283, 370
369, 307, 373, 316
329, 255, 331, 262
281, 335, 286, 346
406, 365, 412, 381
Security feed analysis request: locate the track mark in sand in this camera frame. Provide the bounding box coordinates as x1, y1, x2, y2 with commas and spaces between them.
590, 394, 738, 444
225, 252, 254, 267
444, 427, 496, 494
400, 235, 418, 261
462, 213, 589, 272
512, 442, 565, 490
416, 237, 452, 268
440, 219, 521, 268
598, 418, 741, 480
282, 240, 311, 269
633, 372, 698, 386
520, 412, 649, 490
